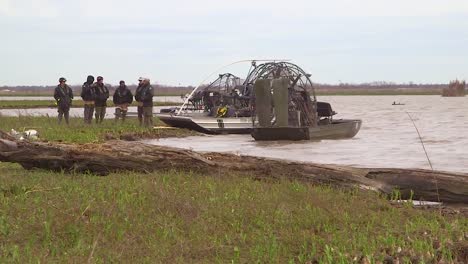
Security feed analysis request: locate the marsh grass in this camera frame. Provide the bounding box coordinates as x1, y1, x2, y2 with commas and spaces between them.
0, 117, 466, 262
0, 100, 178, 109
0, 116, 197, 143
0, 163, 466, 263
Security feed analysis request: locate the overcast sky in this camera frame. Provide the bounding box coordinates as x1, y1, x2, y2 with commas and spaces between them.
1, 0, 468, 86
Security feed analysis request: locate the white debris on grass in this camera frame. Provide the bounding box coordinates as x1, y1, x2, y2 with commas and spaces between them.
9, 129, 39, 140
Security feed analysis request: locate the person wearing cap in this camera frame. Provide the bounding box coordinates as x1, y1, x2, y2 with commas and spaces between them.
134, 77, 154, 127
53, 77, 73, 125
81, 75, 96, 124
113, 80, 133, 123
92, 76, 109, 124
134, 77, 145, 126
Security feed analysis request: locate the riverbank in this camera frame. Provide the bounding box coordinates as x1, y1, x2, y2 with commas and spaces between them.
0, 116, 198, 143
0, 100, 179, 109
0, 116, 467, 262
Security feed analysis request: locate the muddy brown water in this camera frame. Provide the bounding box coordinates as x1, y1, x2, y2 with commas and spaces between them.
144, 95, 468, 174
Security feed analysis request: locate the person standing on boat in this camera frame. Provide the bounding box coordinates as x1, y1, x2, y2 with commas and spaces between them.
93, 76, 109, 124
135, 77, 154, 127
54, 77, 73, 125
81, 75, 95, 124
113, 80, 133, 123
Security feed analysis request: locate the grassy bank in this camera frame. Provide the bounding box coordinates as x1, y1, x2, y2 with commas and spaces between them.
0, 100, 179, 109
0, 163, 466, 263
0, 116, 466, 262
0, 116, 197, 143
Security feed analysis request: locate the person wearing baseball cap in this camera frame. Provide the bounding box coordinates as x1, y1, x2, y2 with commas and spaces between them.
135, 77, 145, 126
92, 76, 109, 124
53, 77, 73, 125
113, 80, 133, 123
134, 77, 154, 127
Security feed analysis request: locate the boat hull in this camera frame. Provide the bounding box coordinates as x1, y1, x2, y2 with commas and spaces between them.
252, 119, 362, 141
158, 113, 362, 140
156, 113, 252, 134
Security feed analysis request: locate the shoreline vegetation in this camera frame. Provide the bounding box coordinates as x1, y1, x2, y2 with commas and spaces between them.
0, 89, 446, 97
0, 100, 180, 109
0, 116, 467, 262
0, 116, 198, 143
1, 87, 458, 109
0, 83, 458, 97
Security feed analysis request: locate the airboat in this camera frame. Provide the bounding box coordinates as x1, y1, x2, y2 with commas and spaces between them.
156, 61, 362, 140
157, 72, 253, 134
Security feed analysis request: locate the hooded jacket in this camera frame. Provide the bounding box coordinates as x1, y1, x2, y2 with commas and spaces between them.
81, 75, 96, 101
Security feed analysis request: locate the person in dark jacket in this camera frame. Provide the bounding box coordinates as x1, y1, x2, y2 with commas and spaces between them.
54, 77, 73, 125
113, 80, 133, 123
92, 76, 109, 124
81, 75, 95, 124
134, 77, 144, 126
134, 77, 154, 127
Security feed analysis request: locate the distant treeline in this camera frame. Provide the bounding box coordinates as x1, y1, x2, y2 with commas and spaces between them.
313, 82, 448, 95
0, 84, 195, 96
0, 82, 465, 96
314, 82, 447, 90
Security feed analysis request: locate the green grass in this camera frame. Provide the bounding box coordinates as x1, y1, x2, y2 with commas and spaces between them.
0, 116, 197, 143
0, 116, 466, 262
0, 163, 466, 263
0, 100, 179, 109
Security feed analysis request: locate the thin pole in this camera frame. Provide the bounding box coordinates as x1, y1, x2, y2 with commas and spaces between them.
405, 111, 441, 205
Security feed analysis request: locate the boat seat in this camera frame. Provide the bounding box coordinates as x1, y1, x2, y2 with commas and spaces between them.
317, 102, 336, 117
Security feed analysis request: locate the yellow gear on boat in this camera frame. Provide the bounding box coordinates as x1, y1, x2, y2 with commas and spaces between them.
216, 106, 228, 118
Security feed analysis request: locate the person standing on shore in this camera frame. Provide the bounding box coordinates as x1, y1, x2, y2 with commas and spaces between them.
81, 75, 95, 124
113, 80, 133, 123
134, 77, 145, 126
135, 77, 154, 127
53, 77, 73, 125
93, 76, 109, 124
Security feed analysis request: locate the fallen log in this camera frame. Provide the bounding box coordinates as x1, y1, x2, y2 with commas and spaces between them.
0, 133, 467, 204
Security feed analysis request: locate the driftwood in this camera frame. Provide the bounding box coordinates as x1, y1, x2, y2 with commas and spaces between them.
1, 130, 467, 204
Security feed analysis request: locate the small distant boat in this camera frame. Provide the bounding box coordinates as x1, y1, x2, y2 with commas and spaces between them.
392, 101, 405, 105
